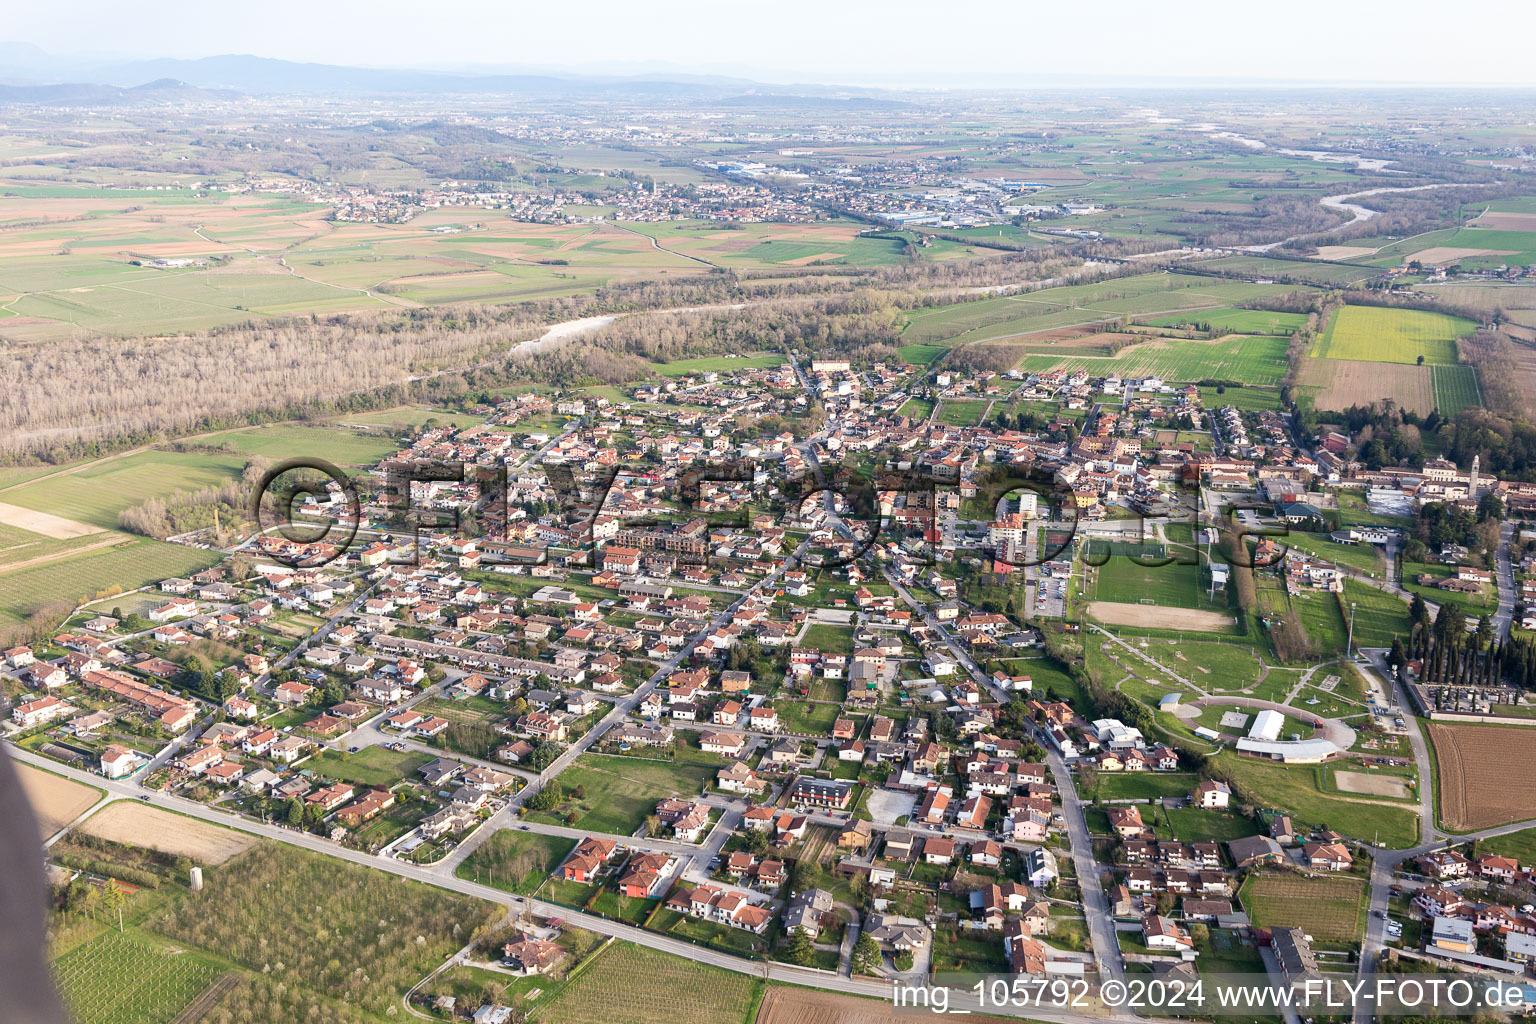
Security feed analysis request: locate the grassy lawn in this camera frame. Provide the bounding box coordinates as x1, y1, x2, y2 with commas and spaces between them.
1214, 753, 1419, 848
456, 829, 576, 895
1143, 640, 1263, 690
799, 623, 856, 654
1090, 771, 1198, 803
530, 754, 715, 835
1341, 579, 1413, 649
311, 747, 432, 788
1163, 806, 1260, 843
773, 699, 841, 735
1282, 532, 1387, 579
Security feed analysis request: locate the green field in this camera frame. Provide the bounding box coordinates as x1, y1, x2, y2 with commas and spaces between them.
898, 398, 934, 421
1164, 807, 1260, 843
1197, 385, 1284, 412
1310, 305, 1476, 365
1015, 334, 1290, 386
935, 399, 991, 425
1282, 532, 1387, 579
1092, 771, 1198, 802
310, 747, 432, 787
212, 425, 398, 467
1431, 364, 1481, 415
652, 354, 786, 376
1143, 307, 1307, 335
533, 941, 762, 1024
0, 537, 219, 626
1216, 753, 1419, 847
1340, 580, 1413, 649
1145, 641, 1264, 690
0, 450, 246, 530
457, 829, 577, 895
52, 932, 224, 1024
531, 754, 715, 835
900, 274, 1308, 348
1089, 548, 1222, 611
897, 343, 950, 364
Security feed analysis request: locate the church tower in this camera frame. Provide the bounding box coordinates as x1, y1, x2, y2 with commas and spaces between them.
1469, 454, 1480, 498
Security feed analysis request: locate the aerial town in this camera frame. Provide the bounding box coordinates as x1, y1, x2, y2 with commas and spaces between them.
4, 14, 1536, 1024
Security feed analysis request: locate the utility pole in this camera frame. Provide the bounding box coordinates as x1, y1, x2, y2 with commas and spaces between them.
1347, 601, 1357, 658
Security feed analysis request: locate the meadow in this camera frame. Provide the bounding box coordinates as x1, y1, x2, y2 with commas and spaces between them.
209, 425, 398, 467
1431, 364, 1481, 415
457, 829, 577, 895
1310, 305, 1477, 365
651, 353, 785, 376
529, 753, 716, 835
0, 450, 246, 530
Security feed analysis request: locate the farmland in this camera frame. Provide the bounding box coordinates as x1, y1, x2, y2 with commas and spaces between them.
530, 753, 716, 835
1310, 305, 1476, 365
899, 274, 1306, 348
1014, 333, 1289, 386
209, 425, 398, 467
533, 940, 762, 1024
1432, 364, 1482, 415
79, 802, 255, 865
147, 843, 499, 1020
17, 763, 101, 840
651, 353, 786, 376
0, 535, 220, 628
1142, 307, 1307, 335
1298, 356, 1436, 415
1240, 874, 1365, 944
52, 932, 225, 1024
0, 450, 246, 530
1428, 722, 1536, 831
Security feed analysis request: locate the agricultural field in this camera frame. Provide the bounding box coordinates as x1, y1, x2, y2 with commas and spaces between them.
0, 450, 246, 530
1014, 333, 1289, 386
1428, 722, 1536, 831
1310, 305, 1477, 365
530, 753, 716, 835
17, 763, 101, 840
51, 931, 226, 1024
209, 425, 398, 467
651, 353, 786, 376
533, 940, 763, 1024
1142, 307, 1307, 335
1197, 385, 1284, 412
1298, 356, 1436, 415
0, 535, 220, 628
1240, 874, 1365, 944
1431, 364, 1482, 415
79, 802, 255, 865
620, 219, 918, 268
899, 274, 1307, 349
147, 842, 499, 1021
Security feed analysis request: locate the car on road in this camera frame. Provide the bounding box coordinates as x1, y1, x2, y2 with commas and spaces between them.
348, 746, 360, 753
139, 794, 151, 802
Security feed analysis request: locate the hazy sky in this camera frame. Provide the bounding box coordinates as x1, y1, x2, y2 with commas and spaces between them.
10, 0, 1536, 87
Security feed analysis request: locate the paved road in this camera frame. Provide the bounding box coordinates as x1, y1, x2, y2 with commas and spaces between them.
6, 744, 1158, 1024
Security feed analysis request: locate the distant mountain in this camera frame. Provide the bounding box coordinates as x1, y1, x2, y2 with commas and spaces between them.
0, 44, 913, 103
0, 78, 236, 106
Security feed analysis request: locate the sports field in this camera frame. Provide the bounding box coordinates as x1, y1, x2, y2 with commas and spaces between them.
1310, 305, 1477, 365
